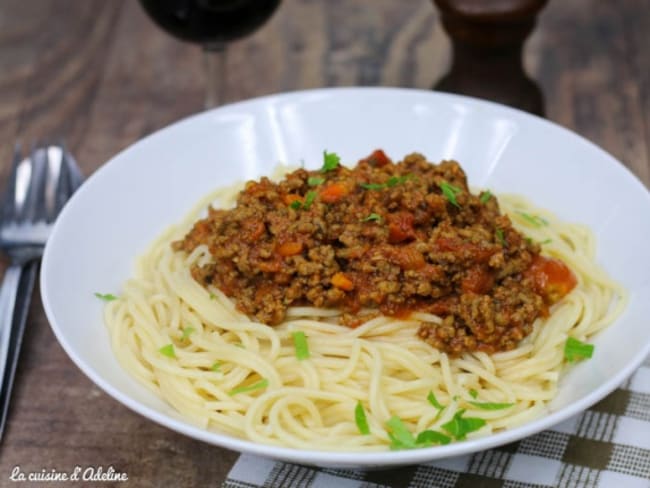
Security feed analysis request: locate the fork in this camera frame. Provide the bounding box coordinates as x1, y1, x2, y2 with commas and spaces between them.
0, 143, 82, 440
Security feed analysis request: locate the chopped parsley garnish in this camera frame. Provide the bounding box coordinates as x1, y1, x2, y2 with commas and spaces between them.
303, 191, 317, 209
427, 391, 444, 410
387, 175, 411, 187
210, 362, 221, 372
308, 176, 325, 186
469, 389, 479, 399
181, 326, 195, 341
361, 213, 382, 223
495, 228, 507, 247
468, 401, 514, 410
355, 402, 370, 435
292, 331, 310, 360
94, 292, 118, 301
228, 378, 269, 396
564, 337, 594, 362
291, 191, 318, 211
386, 416, 417, 450
517, 211, 548, 227
321, 151, 340, 173
439, 181, 462, 208
159, 344, 176, 358
416, 430, 451, 446
479, 191, 492, 204
385, 416, 450, 450
441, 410, 486, 440
361, 174, 412, 191
209, 292, 217, 300
540, 238, 552, 245
361, 182, 387, 190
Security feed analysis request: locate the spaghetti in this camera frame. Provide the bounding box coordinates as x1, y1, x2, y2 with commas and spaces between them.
102, 162, 626, 451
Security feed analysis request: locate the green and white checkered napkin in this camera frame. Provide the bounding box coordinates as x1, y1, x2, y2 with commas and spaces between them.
223, 355, 650, 488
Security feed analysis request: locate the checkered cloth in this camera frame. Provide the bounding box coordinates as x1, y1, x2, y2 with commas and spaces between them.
223, 355, 650, 488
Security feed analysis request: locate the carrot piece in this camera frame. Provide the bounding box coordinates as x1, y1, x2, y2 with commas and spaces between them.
319, 182, 349, 203
387, 212, 415, 243
331, 272, 354, 291
276, 241, 303, 257
283, 194, 303, 205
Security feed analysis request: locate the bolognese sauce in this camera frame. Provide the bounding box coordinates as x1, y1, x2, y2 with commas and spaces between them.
174, 151, 577, 355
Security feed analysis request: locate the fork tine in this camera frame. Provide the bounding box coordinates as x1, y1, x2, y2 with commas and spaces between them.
55, 146, 73, 215
61, 143, 84, 190
1, 145, 22, 223
44, 146, 63, 222
22, 145, 48, 222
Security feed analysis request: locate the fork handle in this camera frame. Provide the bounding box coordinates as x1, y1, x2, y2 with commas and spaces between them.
0, 265, 22, 392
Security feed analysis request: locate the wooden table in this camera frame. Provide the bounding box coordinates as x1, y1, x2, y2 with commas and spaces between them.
0, 0, 648, 486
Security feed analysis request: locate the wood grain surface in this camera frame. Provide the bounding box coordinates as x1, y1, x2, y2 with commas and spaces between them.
0, 0, 648, 486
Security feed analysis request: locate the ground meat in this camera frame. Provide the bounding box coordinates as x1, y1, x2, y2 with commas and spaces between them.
174, 150, 576, 355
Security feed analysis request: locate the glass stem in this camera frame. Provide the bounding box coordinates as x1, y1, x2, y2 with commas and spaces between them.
203, 44, 226, 109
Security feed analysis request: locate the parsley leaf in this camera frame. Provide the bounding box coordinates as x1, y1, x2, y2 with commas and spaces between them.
517, 211, 548, 227
415, 430, 451, 446
564, 337, 594, 362
441, 410, 486, 440
540, 238, 552, 245
159, 344, 176, 358
361, 213, 382, 223
209, 292, 217, 300
427, 391, 444, 410
361, 174, 412, 191
387, 175, 412, 187
439, 181, 462, 208
468, 401, 514, 410
495, 228, 507, 247
210, 362, 221, 372
302, 191, 317, 210
94, 292, 118, 301
469, 389, 479, 399
292, 331, 310, 360
386, 415, 451, 449
355, 402, 370, 435
321, 151, 340, 173
361, 182, 386, 190
289, 200, 302, 210
479, 190, 492, 204
308, 176, 325, 186
181, 327, 195, 341
386, 416, 417, 449
228, 378, 269, 396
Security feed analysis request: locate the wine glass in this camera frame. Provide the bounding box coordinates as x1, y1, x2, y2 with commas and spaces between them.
139, 0, 281, 109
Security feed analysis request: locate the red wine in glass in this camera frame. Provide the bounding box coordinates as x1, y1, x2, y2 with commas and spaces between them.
139, 0, 282, 107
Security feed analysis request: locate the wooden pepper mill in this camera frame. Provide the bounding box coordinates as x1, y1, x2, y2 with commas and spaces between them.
433, 0, 548, 116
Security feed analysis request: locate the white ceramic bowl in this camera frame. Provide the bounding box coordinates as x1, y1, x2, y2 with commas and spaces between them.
41, 88, 650, 468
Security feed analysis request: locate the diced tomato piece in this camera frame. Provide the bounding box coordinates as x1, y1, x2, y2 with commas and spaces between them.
434, 237, 495, 263
319, 182, 349, 203
390, 245, 425, 270
388, 212, 416, 243
461, 266, 495, 294
365, 149, 391, 167
331, 272, 354, 291
524, 255, 577, 303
